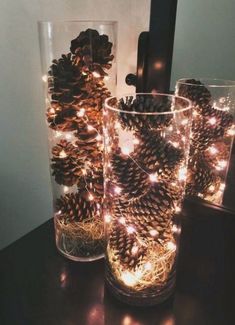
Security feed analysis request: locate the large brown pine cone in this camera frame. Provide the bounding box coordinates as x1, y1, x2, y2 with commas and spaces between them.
135, 130, 184, 179
111, 153, 149, 200
56, 190, 100, 223
51, 140, 84, 186
118, 95, 173, 131
176, 78, 211, 109
70, 29, 114, 76
109, 221, 147, 269
48, 53, 86, 105
187, 157, 219, 195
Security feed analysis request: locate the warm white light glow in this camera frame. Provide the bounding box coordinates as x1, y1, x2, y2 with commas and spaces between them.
216, 159, 227, 170
178, 166, 187, 181
181, 118, 188, 126
149, 173, 158, 182
133, 138, 140, 145
209, 185, 215, 192
227, 125, 235, 136
115, 121, 121, 129
149, 229, 158, 237
168, 125, 173, 132
198, 193, 204, 198
65, 133, 73, 140
121, 146, 131, 155
42, 74, 47, 82
127, 226, 135, 234
77, 108, 85, 117
59, 150, 67, 158
104, 75, 110, 81
131, 246, 139, 255
208, 117, 217, 125
167, 241, 176, 251
144, 262, 152, 271
193, 110, 199, 117
175, 206, 181, 213
49, 107, 55, 114
104, 214, 111, 223
64, 186, 69, 193
96, 134, 102, 141
92, 71, 101, 78
121, 271, 138, 287
82, 168, 87, 175
88, 193, 94, 201
55, 131, 62, 137
220, 183, 226, 191
114, 186, 122, 194
172, 224, 179, 233
119, 217, 126, 225
87, 124, 94, 131
208, 146, 218, 155
171, 141, 179, 148
82, 71, 87, 76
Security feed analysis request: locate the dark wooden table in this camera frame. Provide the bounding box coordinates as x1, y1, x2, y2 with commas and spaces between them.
1, 199, 235, 325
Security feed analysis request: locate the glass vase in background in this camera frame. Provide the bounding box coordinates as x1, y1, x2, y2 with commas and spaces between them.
38, 21, 117, 261
103, 94, 192, 305
176, 79, 235, 205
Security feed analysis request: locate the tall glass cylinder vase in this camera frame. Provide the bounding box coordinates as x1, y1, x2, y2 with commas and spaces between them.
38, 21, 117, 261
103, 94, 192, 305
176, 79, 235, 205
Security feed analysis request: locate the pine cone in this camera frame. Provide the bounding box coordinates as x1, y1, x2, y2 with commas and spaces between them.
109, 221, 147, 269
204, 141, 230, 170
56, 191, 100, 223
135, 130, 184, 179
48, 53, 86, 105
51, 140, 84, 186
111, 153, 149, 200
177, 78, 211, 110
70, 29, 114, 76
118, 95, 173, 131
187, 158, 219, 195
77, 166, 104, 200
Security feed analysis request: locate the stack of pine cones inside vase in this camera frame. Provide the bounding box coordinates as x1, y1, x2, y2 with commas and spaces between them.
105, 95, 188, 293
177, 79, 233, 204
46, 29, 114, 259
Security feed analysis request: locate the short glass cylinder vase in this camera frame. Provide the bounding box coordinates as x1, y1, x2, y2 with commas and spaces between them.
38, 21, 117, 261
176, 79, 235, 205
103, 94, 192, 305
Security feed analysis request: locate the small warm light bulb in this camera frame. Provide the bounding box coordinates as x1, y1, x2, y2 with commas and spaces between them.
175, 206, 181, 213
127, 226, 135, 234
167, 241, 176, 251
133, 138, 140, 145
220, 183, 226, 191
181, 118, 188, 126
168, 125, 173, 132
115, 121, 121, 129
171, 141, 179, 148
104, 75, 110, 81
92, 71, 101, 78
119, 217, 126, 225
49, 107, 55, 114
104, 214, 111, 223
82, 169, 87, 175
178, 167, 187, 181
208, 117, 217, 125
131, 246, 139, 255
65, 133, 72, 140
198, 193, 204, 198
55, 131, 62, 138
209, 185, 215, 192
96, 134, 102, 141
59, 150, 67, 158
172, 224, 179, 233
144, 262, 152, 271
193, 110, 199, 117
77, 108, 85, 117
208, 146, 218, 155
87, 125, 94, 131
82, 71, 87, 76
42, 74, 47, 82
149, 173, 158, 182
149, 229, 158, 237
216, 160, 227, 170
64, 186, 69, 193
121, 146, 131, 155
121, 271, 137, 287
114, 186, 122, 194
88, 193, 94, 201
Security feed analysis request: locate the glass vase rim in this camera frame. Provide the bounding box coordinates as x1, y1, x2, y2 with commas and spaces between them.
177, 78, 235, 88
105, 93, 192, 116
38, 20, 118, 25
